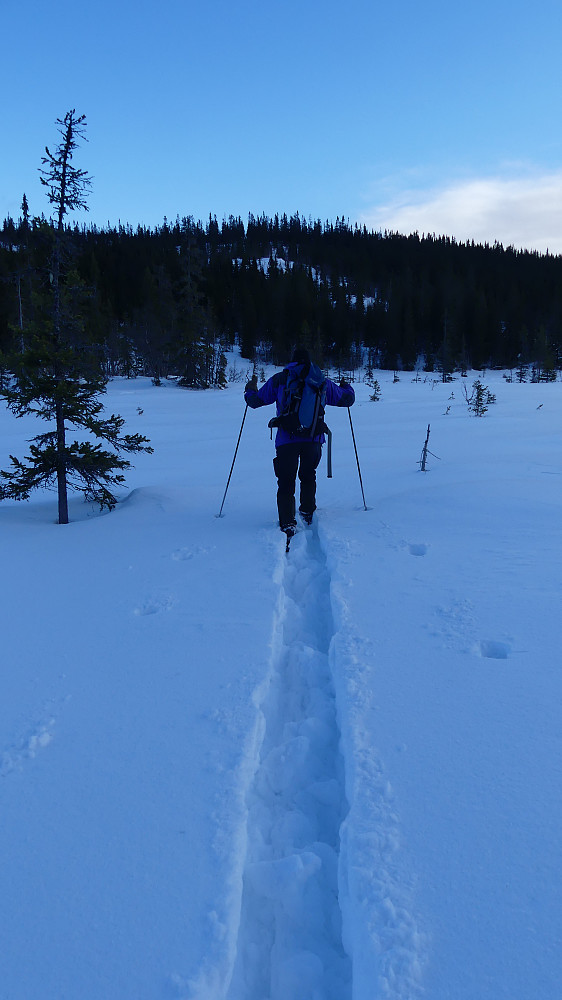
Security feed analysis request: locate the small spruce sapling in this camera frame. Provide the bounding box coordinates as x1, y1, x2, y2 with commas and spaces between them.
369, 379, 381, 401
364, 364, 375, 387
464, 379, 495, 416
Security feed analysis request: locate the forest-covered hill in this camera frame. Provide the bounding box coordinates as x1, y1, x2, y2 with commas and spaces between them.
2, 209, 561, 382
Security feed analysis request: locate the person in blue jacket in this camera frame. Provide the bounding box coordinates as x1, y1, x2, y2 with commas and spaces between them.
244, 348, 355, 534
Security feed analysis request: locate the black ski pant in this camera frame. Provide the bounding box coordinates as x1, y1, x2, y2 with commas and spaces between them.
273, 440, 322, 528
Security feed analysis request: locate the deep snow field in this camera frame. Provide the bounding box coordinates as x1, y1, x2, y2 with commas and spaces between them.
1, 361, 561, 1000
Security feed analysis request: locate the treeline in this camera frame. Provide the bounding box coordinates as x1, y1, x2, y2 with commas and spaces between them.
2, 208, 562, 381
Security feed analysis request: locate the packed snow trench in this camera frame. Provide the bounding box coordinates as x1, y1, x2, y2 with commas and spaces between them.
226, 523, 423, 1000
227, 526, 351, 1000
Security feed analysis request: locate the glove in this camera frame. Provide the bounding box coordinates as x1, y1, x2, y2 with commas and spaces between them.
245, 377, 258, 393
339, 379, 353, 406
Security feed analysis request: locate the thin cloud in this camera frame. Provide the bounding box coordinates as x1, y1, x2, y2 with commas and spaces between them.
361, 173, 562, 255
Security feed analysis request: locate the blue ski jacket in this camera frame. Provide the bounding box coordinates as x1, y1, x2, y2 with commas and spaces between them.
244, 362, 355, 446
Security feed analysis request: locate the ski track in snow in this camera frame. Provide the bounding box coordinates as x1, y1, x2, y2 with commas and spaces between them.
227, 526, 352, 1000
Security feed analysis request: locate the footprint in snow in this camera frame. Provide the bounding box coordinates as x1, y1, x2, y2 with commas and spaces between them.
1, 717, 56, 777
171, 545, 215, 561
133, 595, 174, 616
409, 542, 429, 557
478, 639, 511, 660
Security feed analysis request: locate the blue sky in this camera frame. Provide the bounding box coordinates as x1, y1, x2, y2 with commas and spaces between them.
3, 0, 562, 251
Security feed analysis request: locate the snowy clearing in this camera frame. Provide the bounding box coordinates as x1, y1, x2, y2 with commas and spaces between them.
1, 366, 561, 1000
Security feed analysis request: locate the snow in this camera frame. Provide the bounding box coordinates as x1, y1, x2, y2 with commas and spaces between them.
1, 365, 561, 1000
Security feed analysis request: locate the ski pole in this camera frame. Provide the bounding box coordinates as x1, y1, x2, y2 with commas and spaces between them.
217, 405, 248, 518
348, 408, 368, 510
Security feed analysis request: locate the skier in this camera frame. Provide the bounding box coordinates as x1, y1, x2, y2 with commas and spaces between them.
244, 348, 355, 537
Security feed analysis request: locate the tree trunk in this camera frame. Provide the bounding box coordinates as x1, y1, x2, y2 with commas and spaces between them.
56, 396, 68, 524
420, 424, 431, 471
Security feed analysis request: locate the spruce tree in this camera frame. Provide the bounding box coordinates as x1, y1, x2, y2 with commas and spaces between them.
0, 110, 153, 523
466, 379, 488, 416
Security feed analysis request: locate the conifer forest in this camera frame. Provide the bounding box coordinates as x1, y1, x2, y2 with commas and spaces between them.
2, 194, 562, 384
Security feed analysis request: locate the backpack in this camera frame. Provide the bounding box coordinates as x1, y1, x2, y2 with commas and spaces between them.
269, 362, 327, 437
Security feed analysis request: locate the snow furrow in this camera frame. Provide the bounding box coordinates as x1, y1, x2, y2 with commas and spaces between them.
227, 528, 352, 1000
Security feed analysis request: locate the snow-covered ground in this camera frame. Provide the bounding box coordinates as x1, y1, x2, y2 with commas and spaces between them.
1, 364, 561, 1000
